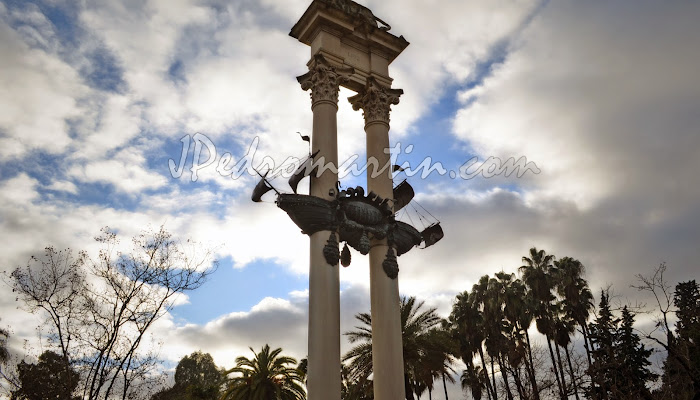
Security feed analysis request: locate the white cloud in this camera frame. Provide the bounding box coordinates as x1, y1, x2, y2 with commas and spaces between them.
68, 157, 168, 194
0, 10, 87, 160
453, 0, 700, 210
366, 0, 540, 136
155, 283, 374, 369
77, 95, 142, 159
46, 179, 78, 194
0, 173, 40, 205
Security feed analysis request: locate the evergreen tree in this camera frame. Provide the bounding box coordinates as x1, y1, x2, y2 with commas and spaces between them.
610, 306, 655, 399
588, 293, 655, 400
151, 351, 223, 400
587, 290, 618, 400
659, 280, 700, 399
11, 351, 80, 400
675, 281, 700, 385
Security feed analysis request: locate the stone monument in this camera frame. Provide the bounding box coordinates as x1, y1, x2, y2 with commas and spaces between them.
291, 1, 408, 399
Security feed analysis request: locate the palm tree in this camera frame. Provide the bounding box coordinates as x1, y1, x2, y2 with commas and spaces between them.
490, 272, 545, 400
553, 257, 594, 400
501, 275, 540, 400
553, 313, 581, 400
554, 257, 595, 368
220, 344, 306, 400
483, 273, 516, 400
423, 326, 457, 400
520, 247, 567, 400
470, 276, 500, 400
343, 313, 374, 387
343, 296, 454, 400
461, 364, 486, 400
341, 364, 372, 400
449, 289, 496, 400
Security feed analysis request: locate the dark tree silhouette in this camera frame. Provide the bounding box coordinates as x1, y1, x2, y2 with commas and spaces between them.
588, 292, 655, 400
151, 352, 223, 400
0, 326, 9, 366
588, 290, 617, 400
635, 265, 700, 399
613, 306, 655, 399
343, 296, 453, 400
657, 280, 700, 399
11, 351, 80, 400
520, 248, 566, 400
220, 344, 305, 400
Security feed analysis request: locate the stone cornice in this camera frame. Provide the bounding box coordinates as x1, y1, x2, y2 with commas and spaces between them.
348, 77, 403, 127
297, 54, 354, 107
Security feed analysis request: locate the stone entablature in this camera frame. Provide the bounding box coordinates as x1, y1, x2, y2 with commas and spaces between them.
290, 0, 408, 93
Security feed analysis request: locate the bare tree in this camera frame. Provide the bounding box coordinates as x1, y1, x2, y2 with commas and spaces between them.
10, 226, 217, 400
632, 263, 700, 398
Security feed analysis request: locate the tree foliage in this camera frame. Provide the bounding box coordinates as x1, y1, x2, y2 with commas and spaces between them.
9, 235, 698, 400
588, 293, 655, 399
444, 249, 677, 400
151, 352, 223, 400
343, 296, 454, 400
0, 325, 9, 367
11, 350, 80, 400
220, 344, 306, 400
654, 280, 700, 399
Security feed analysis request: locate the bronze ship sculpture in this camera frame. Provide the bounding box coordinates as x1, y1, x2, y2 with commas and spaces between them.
252, 151, 443, 279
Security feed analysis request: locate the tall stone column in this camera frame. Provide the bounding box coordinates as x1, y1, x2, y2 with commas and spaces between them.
349, 77, 405, 400
297, 54, 352, 400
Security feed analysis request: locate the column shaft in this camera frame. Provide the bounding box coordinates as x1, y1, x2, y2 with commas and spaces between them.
307, 100, 341, 400
350, 78, 406, 400
366, 121, 406, 400
298, 54, 352, 400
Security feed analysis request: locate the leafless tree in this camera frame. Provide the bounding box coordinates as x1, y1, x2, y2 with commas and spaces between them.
632, 263, 700, 398
10, 226, 217, 400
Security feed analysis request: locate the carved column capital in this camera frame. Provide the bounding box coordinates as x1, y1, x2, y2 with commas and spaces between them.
297, 54, 354, 108
348, 77, 403, 127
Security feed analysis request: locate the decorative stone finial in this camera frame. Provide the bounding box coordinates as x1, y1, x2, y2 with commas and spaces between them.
348, 77, 403, 126
319, 0, 391, 32
297, 55, 354, 107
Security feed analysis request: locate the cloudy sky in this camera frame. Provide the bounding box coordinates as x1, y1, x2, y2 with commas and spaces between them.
1, 0, 699, 397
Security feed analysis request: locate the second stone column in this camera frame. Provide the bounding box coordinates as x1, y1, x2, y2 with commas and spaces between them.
349, 77, 406, 400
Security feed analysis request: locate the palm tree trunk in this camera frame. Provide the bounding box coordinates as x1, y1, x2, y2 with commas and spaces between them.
511, 363, 526, 400
490, 356, 499, 400
545, 336, 565, 400
564, 343, 581, 400
579, 322, 593, 370
442, 373, 449, 400
497, 355, 514, 400
479, 347, 497, 400
554, 342, 568, 398
429, 387, 433, 400
405, 373, 415, 400
484, 378, 493, 400
582, 323, 600, 400
480, 366, 493, 400
524, 329, 541, 400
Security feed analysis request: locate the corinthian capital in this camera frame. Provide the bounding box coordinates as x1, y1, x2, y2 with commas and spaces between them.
348, 77, 403, 126
297, 54, 354, 107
